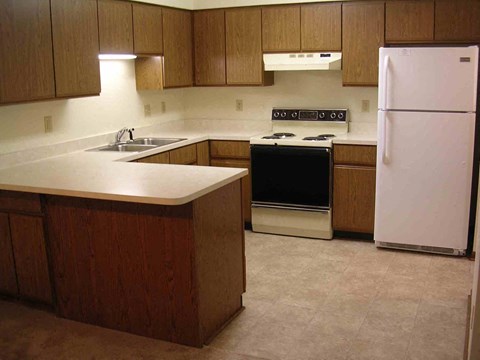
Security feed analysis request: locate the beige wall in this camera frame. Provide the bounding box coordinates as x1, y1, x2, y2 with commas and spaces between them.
0, 61, 185, 154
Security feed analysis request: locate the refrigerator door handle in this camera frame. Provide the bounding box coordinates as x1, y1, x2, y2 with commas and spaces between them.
381, 111, 390, 164
382, 55, 390, 110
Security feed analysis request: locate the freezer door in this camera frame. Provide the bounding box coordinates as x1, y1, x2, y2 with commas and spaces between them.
379, 47, 478, 112
375, 111, 475, 251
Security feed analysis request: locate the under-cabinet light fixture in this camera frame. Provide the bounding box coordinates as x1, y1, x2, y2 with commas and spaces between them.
98, 54, 137, 60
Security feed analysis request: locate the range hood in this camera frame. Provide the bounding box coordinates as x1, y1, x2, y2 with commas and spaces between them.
263, 52, 342, 71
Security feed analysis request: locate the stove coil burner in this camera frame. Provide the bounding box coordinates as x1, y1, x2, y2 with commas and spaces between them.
302, 134, 336, 141
262, 132, 296, 140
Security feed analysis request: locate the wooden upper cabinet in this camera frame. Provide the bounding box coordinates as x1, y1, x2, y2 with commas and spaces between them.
0, 0, 55, 104
342, 2, 385, 86
301, 3, 342, 52
226, 8, 272, 85
133, 3, 163, 55
51, 0, 100, 97
262, 6, 301, 52
385, 1, 434, 43
435, 1, 480, 42
163, 8, 193, 88
98, 0, 133, 54
194, 9, 226, 86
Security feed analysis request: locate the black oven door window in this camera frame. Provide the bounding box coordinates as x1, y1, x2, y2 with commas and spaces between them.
251, 145, 331, 209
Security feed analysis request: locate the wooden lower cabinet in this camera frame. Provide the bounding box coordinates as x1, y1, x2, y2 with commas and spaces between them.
333, 145, 377, 234
0, 213, 18, 296
136, 142, 209, 165
170, 144, 197, 165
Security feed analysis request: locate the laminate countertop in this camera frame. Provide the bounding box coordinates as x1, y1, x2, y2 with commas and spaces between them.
0, 126, 377, 205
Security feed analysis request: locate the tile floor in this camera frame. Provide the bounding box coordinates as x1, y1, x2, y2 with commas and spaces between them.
0, 231, 474, 360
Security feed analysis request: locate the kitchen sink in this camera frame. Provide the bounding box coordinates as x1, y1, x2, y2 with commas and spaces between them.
87, 137, 186, 152
131, 137, 186, 146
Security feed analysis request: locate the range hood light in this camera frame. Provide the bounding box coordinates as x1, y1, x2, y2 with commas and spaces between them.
98, 54, 137, 60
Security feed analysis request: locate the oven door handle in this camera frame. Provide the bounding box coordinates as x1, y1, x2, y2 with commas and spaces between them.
252, 203, 330, 213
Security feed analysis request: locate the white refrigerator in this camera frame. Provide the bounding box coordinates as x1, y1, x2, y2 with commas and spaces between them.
375, 46, 479, 255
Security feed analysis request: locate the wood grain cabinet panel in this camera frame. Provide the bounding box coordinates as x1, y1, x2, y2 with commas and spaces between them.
136, 152, 170, 164
262, 6, 301, 52
342, 2, 385, 86
385, 1, 434, 43
0, 0, 55, 104
435, 1, 480, 42
163, 8, 193, 88
51, 0, 100, 97
9, 214, 52, 304
169, 144, 197, 165
194, 10, 227, 86
196, 141, 210, 166
0, 213, 18, 296
333, 166, 376, 234
0, 190, 42, 214
301, 3, 342, 52
210, 141, 250, 159
226, 8, 272, 85
334, 145, 377, 167
98, 0, 133, 54
133, 3, 163, 55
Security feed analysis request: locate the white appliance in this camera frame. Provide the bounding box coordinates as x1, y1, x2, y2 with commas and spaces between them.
263, 52, 342, 71
250, 109, 349, 239
375, 46, 479, 256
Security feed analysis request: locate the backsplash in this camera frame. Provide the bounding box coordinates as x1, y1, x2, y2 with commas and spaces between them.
0, 63, 377, 157
184, 71, 378, 132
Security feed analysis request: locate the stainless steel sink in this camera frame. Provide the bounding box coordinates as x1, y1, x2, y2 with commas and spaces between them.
87, 137, 187, 152
131, 137, 186, 146
93, 143, 158, 152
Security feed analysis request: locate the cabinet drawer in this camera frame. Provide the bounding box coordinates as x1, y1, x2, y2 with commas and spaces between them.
0, 191, 42, 214
136, 152, 170, 164
334, 145, 377, 167
169, 144, 197, 165
210, 141, 250, 159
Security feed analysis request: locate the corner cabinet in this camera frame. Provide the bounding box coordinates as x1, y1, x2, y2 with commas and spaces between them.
51, 0, 101, 97
0, 191, 52, 304
163, 8, 193, 88
226, 8, 274, 86
333, 145, 377, 234
342, 2, 385, 86
0, 0, 55, 104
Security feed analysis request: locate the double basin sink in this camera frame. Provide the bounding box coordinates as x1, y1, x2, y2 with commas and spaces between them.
88, 138, 186, 152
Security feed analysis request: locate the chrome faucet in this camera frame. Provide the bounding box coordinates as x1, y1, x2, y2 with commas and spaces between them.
115, 127, 135, 143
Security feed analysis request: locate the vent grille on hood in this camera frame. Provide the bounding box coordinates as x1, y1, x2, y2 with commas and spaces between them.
263, 52, 342, 71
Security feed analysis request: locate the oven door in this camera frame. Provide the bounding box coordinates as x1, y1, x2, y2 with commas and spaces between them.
250, 145, 331, 210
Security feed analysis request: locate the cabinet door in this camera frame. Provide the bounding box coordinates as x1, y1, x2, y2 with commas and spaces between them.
342, 2, 385, 86
169, 144, 197, 165
301, 3, 342, 52
133, 3, 163, 55
435, 1, 480, 42
226, 8, 265, 85
10, 214, 52, 304
98, 0, 133, 54
194, 10, 226, 86
163, 8, 193, 88
333, 166, 376, 234
210, 159, 252, 224
196, 141, 210, 166
51, 0, 100, 97
136, 152, 170, 164
385, 1, 434, 43
262, 6, 300, 52
0, 213, 18, 296
0, 0, 55, 104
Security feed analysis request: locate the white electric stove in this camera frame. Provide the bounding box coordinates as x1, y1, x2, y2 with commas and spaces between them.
250, 108, 348, 240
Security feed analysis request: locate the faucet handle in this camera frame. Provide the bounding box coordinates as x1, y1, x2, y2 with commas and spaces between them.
127, 128, 135, 141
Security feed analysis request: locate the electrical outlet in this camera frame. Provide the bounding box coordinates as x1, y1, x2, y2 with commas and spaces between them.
361, 100, 370, 112
161, 101, 166, 113
236, 99, 243, 112
144, 104, 151, 117
44, 116, 53, 133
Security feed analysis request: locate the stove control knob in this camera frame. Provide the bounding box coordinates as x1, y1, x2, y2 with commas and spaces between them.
273, 111, 280, 118
330, 112, 337, 119
291, 112, 298, 119
337, 112, 345, 120
319, 112, 326, 119
281, 111, 287, 118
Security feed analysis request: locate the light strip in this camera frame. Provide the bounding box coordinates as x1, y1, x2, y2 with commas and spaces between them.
98, 54, 137, 60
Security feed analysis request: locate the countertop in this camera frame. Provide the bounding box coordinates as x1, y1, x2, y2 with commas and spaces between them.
0, 123, 377, 205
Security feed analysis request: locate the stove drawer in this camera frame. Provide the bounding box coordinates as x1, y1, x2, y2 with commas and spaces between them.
334, 144, 376, 167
